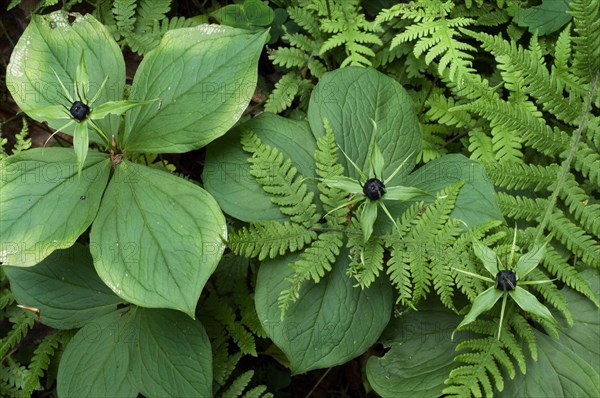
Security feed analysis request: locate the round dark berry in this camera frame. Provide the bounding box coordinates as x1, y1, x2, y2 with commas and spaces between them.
495, 270, 517, 291
70, 101, 89, 121
363, 178, 386, 200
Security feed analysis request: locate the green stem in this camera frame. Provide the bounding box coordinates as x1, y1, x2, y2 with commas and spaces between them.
534, 72, 598, 244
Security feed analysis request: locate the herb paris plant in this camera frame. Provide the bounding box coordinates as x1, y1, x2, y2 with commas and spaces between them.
2, 10, 267, 397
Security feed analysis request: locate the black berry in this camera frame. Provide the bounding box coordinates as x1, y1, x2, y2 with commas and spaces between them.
495, 270, 517, 291
363, 178, 385, 200
70, 101, 89, 121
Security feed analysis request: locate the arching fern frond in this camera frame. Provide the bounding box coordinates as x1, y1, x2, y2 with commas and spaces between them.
315, 120, 348, 226
319, 1, 382, 67
569, 0, 600, 84
241, 131, 319, 228
547, 210, 600, 268
392, 17, 477, 81
228, 221, 316, 261
496, 192, 546, 221
278, 231, 344, 317
484, 162, 559, 191
386, 182, 464, 306
0, 313, 34, 359
557, 174, 600, 237
444, 317, 529, 397
21, 331, 65, 397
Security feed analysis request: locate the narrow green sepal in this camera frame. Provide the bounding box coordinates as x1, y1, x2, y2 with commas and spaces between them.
73, 122, 89, 177
76, 52, 90, 101
92, 99, 157, 119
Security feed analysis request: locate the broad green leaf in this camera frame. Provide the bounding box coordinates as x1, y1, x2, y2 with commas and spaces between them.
510, 0, 572, 35
556, 269, 600, 366
4, 244, 123, 329
456, 287, 503, 330
307, 67, 421, 181
123, 25, 268, 153
6, 12, 125, 144
0, 148, 111, 266
90, 161, 226, 317
388, 154, 504, 228
57, 307, 213, 398
366, 300, 463, 398
204, 113, 319, 222
516, 242, 547, 279
502, 270, 600, 397
211, 0, 275, 29
510, 286, 556, 324
361, 201, 378, 243
255, 248, 393, 374
134, 309, 213, 398
473, 240, 499, 276
384, 186, 429, 201
91, 100, 155, 120
322, 176, 362, 194
57, 310, 138, 398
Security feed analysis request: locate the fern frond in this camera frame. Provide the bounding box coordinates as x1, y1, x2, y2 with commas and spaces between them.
0, 289, 14, 310
558, 174, 600, 237
112, 0, 137, 36
228, 221, 316, 261
569, 0, 600, 83
465, 29, 600, 135
203, 296, 257, 357
315, 120, 347, 226
525, 268, 573, 326
509, 313, 538, 361
347, 237, 384, 289
221, 370, 254, 398
278, 231, 344, 317
241, 131, 319, 227
133, 0, 170, 33
573, 141, 600, 186
127, 16, 199, 55
0, 357, 28, 394
21, 331, 63, 396
541, 244, 600, 307
243, 385, 273, 398
445, 336, 506, 396
426, 93, 473, 127
407, 181, 464, 242
288, 6, 320, 38
445, 318, 527, 397
393, 18, 476, 81
13, 117, 31, 153
484, 162, 559, 191
386, 182, 464, 305
212, 340, 242, 389
490, 124, 521, 161
468, 128, 496, 162
264, 72, 306, 114
496, 192, 545, 221
270, 47, 309, 69
0, 314, 35, 359
547, 210, 600, 267
454, 96, 569, 157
